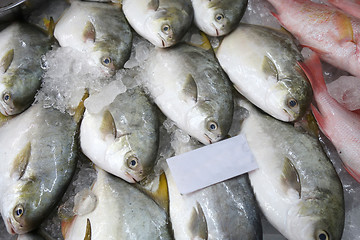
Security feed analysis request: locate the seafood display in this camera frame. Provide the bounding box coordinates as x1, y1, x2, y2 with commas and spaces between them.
0, 0, 359, 239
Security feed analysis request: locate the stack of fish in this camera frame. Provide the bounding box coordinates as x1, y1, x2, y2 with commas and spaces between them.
0, 0, 359, 239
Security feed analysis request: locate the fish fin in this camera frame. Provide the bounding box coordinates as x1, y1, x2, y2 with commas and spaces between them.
147, 0, 159, 10
197, 31, 212, 51
333, 12, 354, 43
83, 21, 96, 43
73, 90, 89, 124
298, 53, 327, 95
262, 56, 278, 80
183, 74, 198, 102
100, 110, 117, 139
188, 202, 208, 240
43, 17, 56, 38
281, 157, 301, 198
61, 217, 76, 239
311, 104, 328, 134
10, 142, 31, 180
0, 49, 14, 74
84, 219, 92, 240
271, 11, 282, 23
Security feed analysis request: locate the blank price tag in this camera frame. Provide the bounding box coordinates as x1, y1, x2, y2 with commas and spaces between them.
166, 134, 258, 194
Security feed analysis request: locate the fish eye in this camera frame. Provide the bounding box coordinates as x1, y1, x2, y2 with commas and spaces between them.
215, 13, 224, 22
13, 204, 24, 220
127, 156, 138, 169
207, 120, 218, 131
287, 98, 298, 108
317, 230, 329, 240
161, 24, 171, 34
101, 56, 112, 67
3, 92, 10, 103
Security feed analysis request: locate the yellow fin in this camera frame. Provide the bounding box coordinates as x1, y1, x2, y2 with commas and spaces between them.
84, 219, 91, 240
100, 110, 116, 139
334, 12, 354, 43
73, 90, 89, 124
187, 31, 212, 51
11, 142, 31, 180
43, 17, 56, 38
0, 49, 14, 74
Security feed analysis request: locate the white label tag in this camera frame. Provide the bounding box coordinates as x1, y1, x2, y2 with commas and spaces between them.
166, 134, 258, 194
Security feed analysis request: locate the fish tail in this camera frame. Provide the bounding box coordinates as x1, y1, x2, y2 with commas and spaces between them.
298, 53, 327, 95
311, 104, 327, 134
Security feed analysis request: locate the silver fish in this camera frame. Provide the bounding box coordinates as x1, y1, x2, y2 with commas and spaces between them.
122, 0, 193, 48
54, 1, 132, 75
165, 136, 262, 240
80, 87, 159, 183
0, 22, 51, 116
0, 103, 78, 235
62, 168, 172, 240
143, 43, 234, 145
191, 0, 248, 36
239, 100, 344, 240
216, 23, 312, 122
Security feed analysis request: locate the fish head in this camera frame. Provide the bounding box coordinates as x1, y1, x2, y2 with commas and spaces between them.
106, 133, 158, 183
193, 1, 240, 36
0, 72, 40, 116
147, 7, 192, 48
1, 179, 50, 234
188, 100, 232, 145
279, 76, 313, 122
285, 189, 344, 240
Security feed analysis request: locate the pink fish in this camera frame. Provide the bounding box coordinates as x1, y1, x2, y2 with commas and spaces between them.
329, 0, 360, 19
267, 0, 360, 77
299, 53, 360, 182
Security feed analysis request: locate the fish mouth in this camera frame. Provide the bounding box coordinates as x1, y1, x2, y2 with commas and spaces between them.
204, 134, 213, 144
211, 23, 220, 36
158, 34, 166, 48
125, 172, 138, 183
283, 108, 295, 122
6, 218, 16, 235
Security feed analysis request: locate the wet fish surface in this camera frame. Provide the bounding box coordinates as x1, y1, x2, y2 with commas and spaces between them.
0, 22, 51, 116
122, 0, 193, 48
80, 87, 160, 183
216, 23, 312, 122
62, 168, 172, 240
143, 43, 233, 145
0, 103, 78, 235
239, 100, 344, 240
54, 1, 132, 75
191, 0, 248, 36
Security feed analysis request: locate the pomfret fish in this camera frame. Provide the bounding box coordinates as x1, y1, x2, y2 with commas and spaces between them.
0, 22, 51, 116
143, 43, 233, 145
216, 23, 312, 122
122, 0, 193, 48
239, 100, 344, 240
267, 0, 360, 78
0, 103, 78, 235
54, 1, 132, 75
165, 137, 262, 240
299, 53, 360, 183
62, 168, 172, 240
191, 0, 248, 36
80, 87, 159, 183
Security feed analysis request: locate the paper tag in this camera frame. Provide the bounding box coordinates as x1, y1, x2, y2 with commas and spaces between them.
166, 134, 258, 194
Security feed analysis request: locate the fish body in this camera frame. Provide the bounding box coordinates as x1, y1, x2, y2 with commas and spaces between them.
80, 87, 160, 183
165, 138, 262, 240
54, 1, 132, 75
216, 23, 312, 122
0, 103, 78, 235
143, 43, 233, 145
62, 168, 171, 240
0, 22, 51, 116
329, 0, 360, 19
267, 0, 360, 77
191, 0, 248, 36
299, 53, 360, 182
122, 0, 193, 47
239, 100, 344, 240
